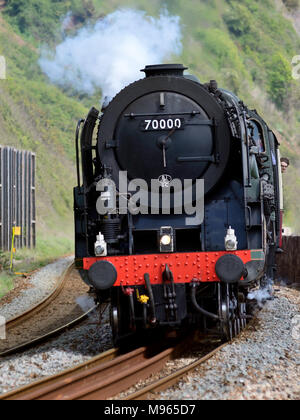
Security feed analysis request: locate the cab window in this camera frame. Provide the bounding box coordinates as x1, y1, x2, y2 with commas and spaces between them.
249, 119, 265, 153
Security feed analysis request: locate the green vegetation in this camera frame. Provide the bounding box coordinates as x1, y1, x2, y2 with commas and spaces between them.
267, 53, 293, 109
4, 0, 96, 43
0, 2, 87, 293
0, 251, 12, 298
0, 235, 73, 298
0, 11, 87, 232
0, 0, 300, 296
283, 0, 299, 10
223, 0, 299, 110
0, 273, 13, 298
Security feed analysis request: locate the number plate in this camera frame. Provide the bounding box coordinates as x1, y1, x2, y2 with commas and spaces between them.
141, 117, 185, 131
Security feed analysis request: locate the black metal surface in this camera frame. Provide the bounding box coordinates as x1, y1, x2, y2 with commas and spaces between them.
243, 259, 265, 285
80, 107, 99, 189
144, 273, 156, 323
80, 107, 99, 257
97, 75, 231, 197
215, 254, 245, 284
115, 92, 213, 185
74, 63, 282, 341
88, 260, 117, 290
190, 283, 220, 321
75, 119, 85, 189
141, 64, 188, 78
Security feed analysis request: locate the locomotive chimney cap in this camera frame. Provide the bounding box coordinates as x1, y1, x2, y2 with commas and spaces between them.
141, 64, 188, 78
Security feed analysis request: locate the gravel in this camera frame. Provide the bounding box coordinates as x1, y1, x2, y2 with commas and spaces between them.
0, 305, 112, 395
0, 256, 73, 321
0, 265, 91, 354
0, 282, 298, 399
159, 287, 300, 400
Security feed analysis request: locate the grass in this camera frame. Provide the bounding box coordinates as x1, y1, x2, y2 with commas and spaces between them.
0, 233, 74, 299
0, 273, 14, 299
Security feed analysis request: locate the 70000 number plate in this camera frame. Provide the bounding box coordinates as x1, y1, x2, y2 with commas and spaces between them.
141, 117, 185, 131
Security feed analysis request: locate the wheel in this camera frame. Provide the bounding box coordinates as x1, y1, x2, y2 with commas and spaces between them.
218, 284, 248, 341
236, 318, 241, 335
110, 304, 119, 346
219, 283, 234, 341
110, 289, 137, 347
239, 301, 247, 329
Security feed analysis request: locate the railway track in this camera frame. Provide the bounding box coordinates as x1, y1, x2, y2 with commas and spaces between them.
124, 342, 227, 400
0, 304, 98, 357
4, 263, 71, 330
0, 263, 96, 357
0, 334, 196, 400
0, 260, 256, 400
0, 332, 226, 400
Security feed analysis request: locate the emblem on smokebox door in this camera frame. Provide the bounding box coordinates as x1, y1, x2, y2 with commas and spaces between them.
158, 175, 172, 188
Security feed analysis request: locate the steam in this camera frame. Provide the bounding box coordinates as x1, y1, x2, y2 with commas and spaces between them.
39, 8, 182, 100
248, 276, 274, 308
61, 11, 73, 34
76, 295, 95, 312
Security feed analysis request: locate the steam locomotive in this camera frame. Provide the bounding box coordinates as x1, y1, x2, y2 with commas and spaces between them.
74, 64, 283, 343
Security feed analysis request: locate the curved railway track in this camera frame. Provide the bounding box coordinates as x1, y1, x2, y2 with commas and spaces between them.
0, 305, 98, 357
4, 264, 71, 330
0, 263, 96, 357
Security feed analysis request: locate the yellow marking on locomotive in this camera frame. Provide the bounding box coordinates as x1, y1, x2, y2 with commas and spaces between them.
136, 289, 150, 304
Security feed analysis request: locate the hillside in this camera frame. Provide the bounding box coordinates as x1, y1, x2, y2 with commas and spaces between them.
0, 3, 87, 258
0, 0, 300, 254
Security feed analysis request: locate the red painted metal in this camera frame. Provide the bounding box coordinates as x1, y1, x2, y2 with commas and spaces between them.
83, 250, 252, 287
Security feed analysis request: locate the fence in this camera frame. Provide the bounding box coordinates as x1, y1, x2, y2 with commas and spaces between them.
276, 236, 300, 287
0, 146, 36, 251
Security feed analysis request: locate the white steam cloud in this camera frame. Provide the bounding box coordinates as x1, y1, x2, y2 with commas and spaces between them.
248, 277, 274, 308
39, 9, 182, 100
76, 295, 95, 312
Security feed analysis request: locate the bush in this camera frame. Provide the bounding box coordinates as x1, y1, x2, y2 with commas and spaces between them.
0, 251, 10, 272
267, 53, 292, 109
202, 28, 246, 74
224, 3, 254, 37
4, 0, 96, 42
283, 0, 299, 10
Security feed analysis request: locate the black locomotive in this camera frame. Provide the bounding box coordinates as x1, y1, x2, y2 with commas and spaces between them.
74, 64, 283, 343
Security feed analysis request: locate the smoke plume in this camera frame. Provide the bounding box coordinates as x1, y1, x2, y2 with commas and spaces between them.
76, 295, 95, 312
248, 276, 274, 308
39, 9, 182, 100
